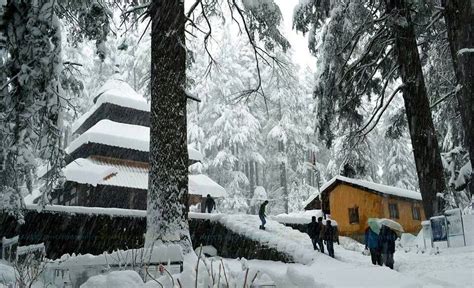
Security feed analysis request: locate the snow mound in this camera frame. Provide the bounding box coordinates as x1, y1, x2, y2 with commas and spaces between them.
399, 233, 417, 248
80, 270, 144, 288
0, 262, 16, 285
339, 236, 365, 252
272, 209, 323, 224
286, 266, 315, 287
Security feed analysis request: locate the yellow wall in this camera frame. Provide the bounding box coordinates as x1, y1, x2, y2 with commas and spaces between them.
328, 184, 425, 236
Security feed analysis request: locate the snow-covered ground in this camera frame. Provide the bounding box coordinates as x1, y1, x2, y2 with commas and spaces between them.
73, 242, 474, 288
86, 216, 474, 287
2, 214, 473, 287
220, 244, 474, 288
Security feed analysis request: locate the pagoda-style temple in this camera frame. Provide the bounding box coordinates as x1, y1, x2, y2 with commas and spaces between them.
44, 79, 225, 210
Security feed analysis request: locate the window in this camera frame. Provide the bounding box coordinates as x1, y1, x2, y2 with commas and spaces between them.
412, 206, 421, 220
348, 207, 359, 224
389, 203, 399, 219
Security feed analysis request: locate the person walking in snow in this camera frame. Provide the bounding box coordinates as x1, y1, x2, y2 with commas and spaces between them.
378, 225, 397, 269
205, 194, 215, 213
365, 226, 382, 265
259, 200, 269, 230
307, 216, 319, 250
321, 219, 339, 258
307, 216, 324, 252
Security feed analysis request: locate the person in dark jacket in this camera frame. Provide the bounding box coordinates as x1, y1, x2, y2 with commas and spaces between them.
365, 226, 382, 265
307, 216, 319, 250
259, 200, 269, 230
321, 219, 339, 258
378, 225, 397, 269
205, 194, 215, 213
307, 216, 324, 252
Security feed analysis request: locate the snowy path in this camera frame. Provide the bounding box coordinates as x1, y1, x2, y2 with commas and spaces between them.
213, 214, 474, 287
214, 215, 423, 287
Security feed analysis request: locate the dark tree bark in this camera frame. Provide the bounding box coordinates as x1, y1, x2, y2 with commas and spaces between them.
146, 0, 191, 252
385, 0, 446, 217
442, 0, 474, 195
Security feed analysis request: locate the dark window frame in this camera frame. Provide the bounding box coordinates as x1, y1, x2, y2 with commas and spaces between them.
389, 203, 399, 219
412, 205, 421, 220
348, 206, 359, 224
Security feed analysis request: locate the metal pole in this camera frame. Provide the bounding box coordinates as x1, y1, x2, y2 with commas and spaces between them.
423, 228, 426, 250
430, 219, 434, 248
460, 209, 467, 247
445, 217, 450, 248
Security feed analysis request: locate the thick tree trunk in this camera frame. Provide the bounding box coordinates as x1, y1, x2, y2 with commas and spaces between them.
442, 0, 474, 195
146, 0, 191, 252
386, 0, 446, 218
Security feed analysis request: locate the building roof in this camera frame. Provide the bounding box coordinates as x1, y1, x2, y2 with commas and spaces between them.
72, 79, 150, 134
66, 120, 203, 162
304, 175, 422, 208
61, 158, 226, 197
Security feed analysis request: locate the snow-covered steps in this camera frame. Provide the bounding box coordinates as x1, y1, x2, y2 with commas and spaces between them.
1, 207, 309, 263
191, 213, 319, 265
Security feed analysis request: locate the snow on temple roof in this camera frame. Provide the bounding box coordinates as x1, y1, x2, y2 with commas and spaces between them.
304, 175, 422, 207
63, 158, 118, 187
189, 174, 227, 197
71, 79, 150, 134
60, 158, 226, 197
66, 119, 203, 161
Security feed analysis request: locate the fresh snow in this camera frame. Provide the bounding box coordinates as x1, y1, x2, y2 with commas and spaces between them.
271, 209, 323, 224
17, 243, 45, 255
63, 158, 118, 187
53, 245, 183, 268
71, 79, 150, 134
188, 174, 227, 197
56, 158, 225, 198
304, 175, 422, 208
66, 120, 203, 162
457, 48, 474, 55
80, 270, 146, 288
0, 262, 16, 286
25, 204, 147, 218
5, 210, 473, 288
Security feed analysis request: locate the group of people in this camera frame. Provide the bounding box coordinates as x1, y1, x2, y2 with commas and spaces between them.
307, 216, 339, 258
306, 216, 398, 267
365, 224, 398, 269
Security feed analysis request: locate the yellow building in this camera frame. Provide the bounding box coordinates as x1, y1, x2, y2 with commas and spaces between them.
304, 176, 425, 240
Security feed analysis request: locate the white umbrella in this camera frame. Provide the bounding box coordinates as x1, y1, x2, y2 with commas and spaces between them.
378, 218, 404, 234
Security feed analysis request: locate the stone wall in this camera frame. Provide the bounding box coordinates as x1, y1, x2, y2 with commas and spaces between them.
0, 209, 292, 262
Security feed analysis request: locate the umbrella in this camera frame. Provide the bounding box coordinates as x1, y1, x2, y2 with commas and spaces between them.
368, 218, 381, 234
378, 218, 404, 235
